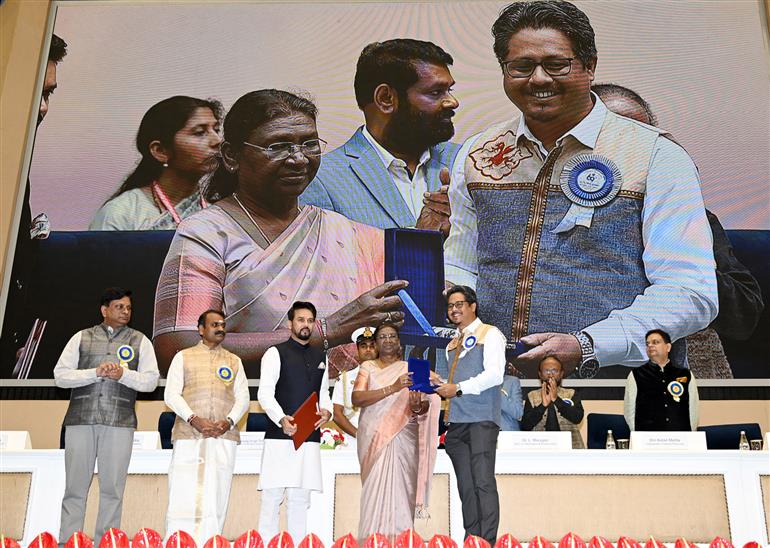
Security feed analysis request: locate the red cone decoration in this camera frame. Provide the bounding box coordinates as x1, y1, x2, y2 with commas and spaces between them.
742, 544, 761, 548
617, 539, 641, 548
363, 533, 390, 548
559, 534, 585, 548
299, 535, 324, 548
2, 535, 21, 548
644, 538, 665, 548
27, 533, 56, 548
204, 537, 231, 548
268, 533, 294, 548
65, 532, 93, 548
494, 534, 521, 548
674, 539, 695, 548
394, 530, 424, 548
166, 531, 197, 548
587, 538, 613, 548
99, 529, 129, 548
331, 535, 358, 548
234, 531, 263, 548
0, 533, 19, 548
527, 537, 554, 548
428, 535, 456, 548
133, 529, 163, 548
709, 538, 734, 548
463, 537, 490, 548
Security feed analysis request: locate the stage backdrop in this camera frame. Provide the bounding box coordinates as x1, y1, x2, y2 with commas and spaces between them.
2, 0, 769, 383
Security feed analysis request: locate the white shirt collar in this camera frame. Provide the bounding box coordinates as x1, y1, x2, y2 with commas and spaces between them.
515, 92, 607, 155
460, 317, 482, 335
361, 125, 432, 172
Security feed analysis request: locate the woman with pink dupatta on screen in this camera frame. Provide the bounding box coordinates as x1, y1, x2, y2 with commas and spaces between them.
352, 323, 441, 543
153, 90, 409, 377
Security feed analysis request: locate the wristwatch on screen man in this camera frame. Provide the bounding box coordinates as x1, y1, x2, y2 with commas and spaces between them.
571, 331, 599, 379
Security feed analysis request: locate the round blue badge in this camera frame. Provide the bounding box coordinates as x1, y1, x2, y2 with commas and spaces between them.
217, 365, 234, 383
560, 154, 622, 207
667, 381, 684, 398
562, 398, 574, 406
116, 345, 135, 363
463, 335, 477, 351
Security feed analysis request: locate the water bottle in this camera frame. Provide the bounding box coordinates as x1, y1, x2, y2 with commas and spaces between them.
739, 430, 750, 451
605, 429, 616, 450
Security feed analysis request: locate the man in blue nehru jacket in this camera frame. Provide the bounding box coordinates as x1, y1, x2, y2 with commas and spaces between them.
301, 39, 460, 236
54, 287, 159, 543
436, 285, 506, 545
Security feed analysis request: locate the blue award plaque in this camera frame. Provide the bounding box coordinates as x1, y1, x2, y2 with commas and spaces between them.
408, 358, 435, 394
384, 228, 450, 348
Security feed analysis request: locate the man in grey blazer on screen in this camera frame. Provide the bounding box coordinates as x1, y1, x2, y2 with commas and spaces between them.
301, 39, 461, 236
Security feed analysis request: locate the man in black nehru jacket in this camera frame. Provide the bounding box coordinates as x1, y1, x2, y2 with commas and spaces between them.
624, 329, 699, 431
257, 301, 332, 542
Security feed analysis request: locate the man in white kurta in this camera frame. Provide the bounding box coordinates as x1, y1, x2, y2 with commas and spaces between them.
164, 310, 249, 544
257, 302, 332, 542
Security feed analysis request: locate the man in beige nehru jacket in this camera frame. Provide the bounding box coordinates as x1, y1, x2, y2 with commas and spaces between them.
164, 309, 249, 544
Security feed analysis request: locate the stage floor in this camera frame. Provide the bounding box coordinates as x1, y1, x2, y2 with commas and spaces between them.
1, 448, 768, 544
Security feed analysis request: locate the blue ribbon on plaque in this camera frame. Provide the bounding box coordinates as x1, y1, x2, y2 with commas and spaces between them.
385, 228, 451, 348
559, 154, 622, 208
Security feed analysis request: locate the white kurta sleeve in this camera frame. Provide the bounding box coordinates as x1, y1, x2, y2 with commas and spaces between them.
53, 332, 99, 388
258, 346, 286, 426
164, 352, 195, 422
319, 365, 332, 413
227, 358, 250, 424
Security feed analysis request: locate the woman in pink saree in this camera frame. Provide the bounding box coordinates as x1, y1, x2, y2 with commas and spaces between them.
153, 90, 408, 376
352, 323, 440, 543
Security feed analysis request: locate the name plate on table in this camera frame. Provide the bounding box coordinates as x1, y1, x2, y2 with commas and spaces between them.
239, 432, 265, 449
630, 431, 706, 451
0, 431, 32, 450
497, 431, 572, 451
132, 431, 161, 450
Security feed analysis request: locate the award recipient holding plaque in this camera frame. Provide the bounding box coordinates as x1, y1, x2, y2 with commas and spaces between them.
351, 323, 440, 544
435, 285, 506, 545
53, 287, 159, 543
257, 301, 332, 542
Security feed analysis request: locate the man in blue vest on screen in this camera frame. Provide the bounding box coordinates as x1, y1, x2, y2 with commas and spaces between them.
443, 0, 718, 379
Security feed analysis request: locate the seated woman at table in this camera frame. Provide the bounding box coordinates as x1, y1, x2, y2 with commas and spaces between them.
352, 323, 440, 543
91, 95, 223, 230
153, 89, 407, 376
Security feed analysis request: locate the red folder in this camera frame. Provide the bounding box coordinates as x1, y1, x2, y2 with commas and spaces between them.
291, 391, 320, 450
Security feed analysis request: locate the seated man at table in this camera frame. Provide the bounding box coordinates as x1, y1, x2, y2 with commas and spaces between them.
624, 329, 700, 431
520, 356, 584, 448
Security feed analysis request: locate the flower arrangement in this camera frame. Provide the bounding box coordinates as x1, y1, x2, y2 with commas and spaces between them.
320, 427, 346, 450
